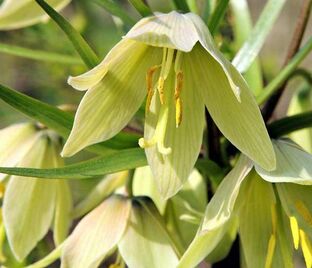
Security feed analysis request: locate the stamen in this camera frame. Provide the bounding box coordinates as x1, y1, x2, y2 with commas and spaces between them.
146, 65, 160, 112
174, 71, 183, 127
290, 217, 300, 249
264, 204, 277, 268
300, 230, 312, 268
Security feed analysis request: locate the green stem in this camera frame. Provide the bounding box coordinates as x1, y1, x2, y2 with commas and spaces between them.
35, 0, 99, 68
0, 43, 82, 65
268, 111, 312, 138
256, 37, 312, 105
25, 244, 63, 268
128, 0, 152, 17
172, 0, 190, 12
92, 0, 136, 26
208, 0, 230, 35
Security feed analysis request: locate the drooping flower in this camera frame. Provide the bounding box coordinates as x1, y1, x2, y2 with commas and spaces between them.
0, 123, 72, 261
61, 195, 179, 268
0, 0, 71, 30
178, 139, 312, 268
62, 11, 275, 198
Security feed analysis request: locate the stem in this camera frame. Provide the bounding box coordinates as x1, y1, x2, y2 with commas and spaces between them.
257, 37, 312, 105
25, 244, 63, 268
0, 43, 82, 65
208, 0, 230, 35
35, 0, 99, 68
128, 0, 152, 17
261, 0, 312, 121
268, 111, 312, 138
172, 0, 190, 12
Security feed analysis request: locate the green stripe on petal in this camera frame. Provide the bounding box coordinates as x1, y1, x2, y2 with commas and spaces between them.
0, 0, 71, 30
143, 63, 205, 199
256, 139, 312, 185
187, 44, 275, 171
125, 11, 199, 52
62, 40, 162, 157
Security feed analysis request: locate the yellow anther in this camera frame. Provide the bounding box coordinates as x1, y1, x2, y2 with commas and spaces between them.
174, 71, 183, 99
157, 76, 165, 104
176, 98, 182, 128
290, 216, 300, 249
146, 65, 160, 112
295, 201, 312, 226
300, 230, 312, 268
264, 234, 276, 268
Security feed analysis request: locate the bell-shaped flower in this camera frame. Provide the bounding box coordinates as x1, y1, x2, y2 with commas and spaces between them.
61, 195, 179, 268
0, 123, 72, 261
179, 139, 312, 268
0, 0, 71, 30
62, 11, 275, 199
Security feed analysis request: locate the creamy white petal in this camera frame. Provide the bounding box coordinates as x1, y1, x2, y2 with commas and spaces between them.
256, 139, 312, 185
187, 44, 275, 171
61, 195, 131, 268
125, 11, 199, 52
143, 65, 205, 199
62, 41, 162, 157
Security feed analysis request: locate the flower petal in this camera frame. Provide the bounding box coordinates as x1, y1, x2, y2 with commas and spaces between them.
143, 64, 205, 199
125, 11, 199, 52
0, 123, 38, 180
256, 139, 312, 185
187, 44, 275, 171
61, 195, 131, 268
3, 136, 58, 260
0, 0, 71, 30
62, 40, 162, 157
177, 155, 252, 268
118, 199, 179, 268
132, 166, 167, 214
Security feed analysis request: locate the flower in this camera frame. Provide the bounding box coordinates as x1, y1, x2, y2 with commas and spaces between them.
0, 123, 72, 261
0, 0, 71, 30
62, 11, 275, 199
61, 195, 179, 268
178, 139, 312, 268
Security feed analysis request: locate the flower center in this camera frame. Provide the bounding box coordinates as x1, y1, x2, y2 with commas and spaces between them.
138, 48, 184, 155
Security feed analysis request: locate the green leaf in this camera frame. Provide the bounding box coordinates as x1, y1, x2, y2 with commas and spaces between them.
35, 0, 99, 68
0, 42, 82, 65
0, 148, 147, 179
208, 0, 229, 35
0, 83, 139, 154
92, 0, 135, 27
257, 37, 312, 105
118, 199, 179, 268
232, 0, 286, 73
61, 195, 131, 268
172, 0, 190, 12
127, 0, 152, 17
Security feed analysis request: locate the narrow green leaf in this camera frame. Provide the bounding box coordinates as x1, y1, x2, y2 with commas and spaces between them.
172, 0, 190, 12
128, 0, 152, 17
0, 148, 147, 179
35, 0, 99, 68
92, 0, 135, 26
208, 0, 230, 35
231, 0, 263, 94
257, 37, 312, 105
0, 84, 139, 153
232, 0, 286, 73
0, 43, 82, 65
